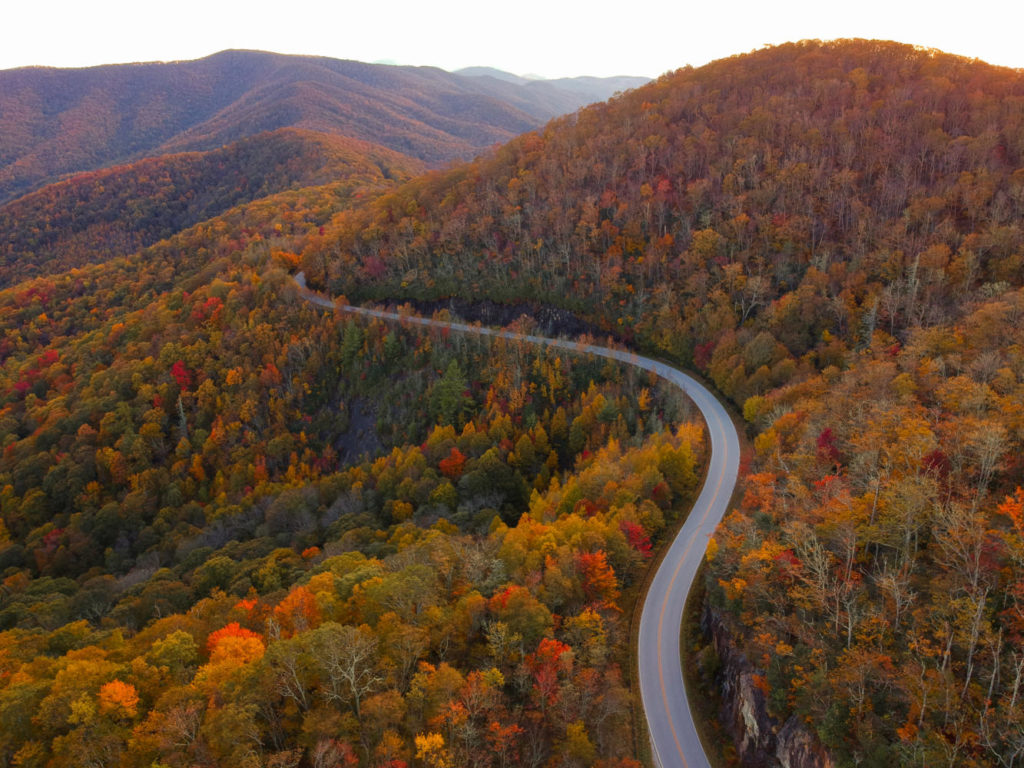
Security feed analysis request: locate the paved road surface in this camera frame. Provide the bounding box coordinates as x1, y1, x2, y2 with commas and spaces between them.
294, 275, 741, 767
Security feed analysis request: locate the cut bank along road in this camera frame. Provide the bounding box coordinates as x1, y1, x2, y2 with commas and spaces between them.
294, 275, 741, 768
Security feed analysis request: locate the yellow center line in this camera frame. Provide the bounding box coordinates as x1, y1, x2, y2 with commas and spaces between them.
656, 412, 729, 767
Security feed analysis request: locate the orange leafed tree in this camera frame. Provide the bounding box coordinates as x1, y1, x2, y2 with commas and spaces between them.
998, 487, 1024, 533
575, 550, 620, 608
98, 680, 139, 718
273, 585, 321, 636
207, 622, 263, 656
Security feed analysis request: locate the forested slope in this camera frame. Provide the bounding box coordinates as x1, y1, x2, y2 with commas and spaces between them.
0, 129, 423, 286
3, 37, 1024, 767
0, 160, 700, 765
709, 288, 1024, 765
0, 49, 544, 202
291, 39, 1024, 765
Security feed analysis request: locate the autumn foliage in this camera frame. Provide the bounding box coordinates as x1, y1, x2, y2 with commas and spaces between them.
2, 37, 1024, 767
0, 217, 697, 764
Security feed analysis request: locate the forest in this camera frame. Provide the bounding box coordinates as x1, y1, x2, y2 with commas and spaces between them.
291, 39, 1024, 766
0, 170, 701, 765
0, 48, 632, 205
0, 129, 423, 287
1, 36, 1024, 767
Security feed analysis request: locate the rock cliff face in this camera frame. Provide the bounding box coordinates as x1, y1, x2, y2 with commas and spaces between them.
775, 719, 833, 768
703, 608, 834, 768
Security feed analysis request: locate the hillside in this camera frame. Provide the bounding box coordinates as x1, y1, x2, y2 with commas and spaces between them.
0, 168, 691, 765
0, 49, 588, 203
2, 37, 1024, 767
0, 128, 423, 287
294, 39, 1024, 765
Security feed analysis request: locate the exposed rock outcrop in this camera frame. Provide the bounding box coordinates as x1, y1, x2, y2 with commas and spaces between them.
776, 718, 834, 768
703, 607, 834, 768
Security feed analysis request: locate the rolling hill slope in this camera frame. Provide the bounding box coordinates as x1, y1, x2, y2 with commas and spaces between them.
306, 39, 1024, 342
0, 49, 617, 203
293, 39, 1024, 765
0, 138, 688, 766
2, 38, 1024, 767
0, 128, 423, 286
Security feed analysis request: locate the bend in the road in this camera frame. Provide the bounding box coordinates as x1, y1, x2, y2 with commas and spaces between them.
293, 276, 741, 768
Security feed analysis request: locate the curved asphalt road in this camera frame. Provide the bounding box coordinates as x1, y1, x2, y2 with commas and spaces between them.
293, 275, 741, 768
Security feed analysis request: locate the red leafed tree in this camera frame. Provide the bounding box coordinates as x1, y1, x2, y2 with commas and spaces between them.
192, 295, 223, 323
619, 520, 652, 558
526, 637, 573, 709
171, 360, 192, 389
487, 720, 524, 768
439, 446, 468, 479
816, 427, 840, 466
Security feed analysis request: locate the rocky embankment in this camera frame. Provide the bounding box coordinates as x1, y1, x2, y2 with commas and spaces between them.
703, 608, 835, 768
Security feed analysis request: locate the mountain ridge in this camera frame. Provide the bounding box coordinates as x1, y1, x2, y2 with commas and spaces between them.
2, 38, 1024, 768
454, 65, 650, 104
0, 127, 424, 287
295, 37, 1024, 767
0, 48, 643, 204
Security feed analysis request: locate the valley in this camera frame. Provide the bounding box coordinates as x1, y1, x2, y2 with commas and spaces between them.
295, 271, 741, 764
1, 39, 1024, 767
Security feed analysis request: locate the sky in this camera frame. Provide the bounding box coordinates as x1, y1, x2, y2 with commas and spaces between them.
5, 0, 1023, 78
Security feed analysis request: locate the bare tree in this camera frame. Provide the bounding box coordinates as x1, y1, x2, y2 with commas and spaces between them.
313, 623, 382, 721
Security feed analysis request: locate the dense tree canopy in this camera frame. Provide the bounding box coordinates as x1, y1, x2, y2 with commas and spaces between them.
2, 38, 1024, 767
0, 176, 700, 764
293, 39, 1024, 766
0, 129, 424, 287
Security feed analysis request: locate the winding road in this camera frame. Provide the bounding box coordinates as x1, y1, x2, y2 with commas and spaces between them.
294, 275, 741, 768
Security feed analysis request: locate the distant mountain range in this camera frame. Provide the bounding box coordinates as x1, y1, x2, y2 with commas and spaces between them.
0, 50, 649, 204
454, 66, 650, 105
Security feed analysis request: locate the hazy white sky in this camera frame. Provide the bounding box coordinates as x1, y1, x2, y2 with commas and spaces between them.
5, 0, 1022, 77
